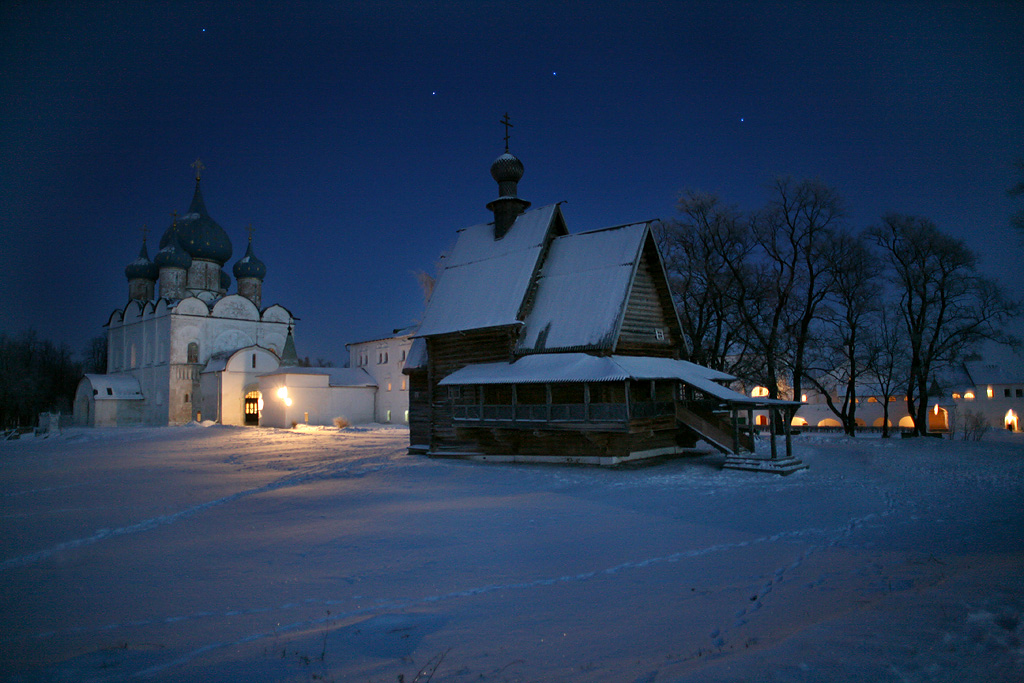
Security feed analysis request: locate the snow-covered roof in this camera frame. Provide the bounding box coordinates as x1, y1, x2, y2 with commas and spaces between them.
415, 205, 564, 337
437, 354, 791, 406
963, 361, 1023, 386
83, 374, 144, 400
403, 337, 427, 372
259, 366, 377, 387
517, 222, 648, 352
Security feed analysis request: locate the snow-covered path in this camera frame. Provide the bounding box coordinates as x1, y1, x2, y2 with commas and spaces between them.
2, 425, 1022, 682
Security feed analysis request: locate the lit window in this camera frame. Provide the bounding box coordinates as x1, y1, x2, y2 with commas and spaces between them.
964, 391, 975, 401
868, 397, 878, 403
952, 393, 961, 399
387, 382, 392, 391
386, 409, 392, 422
401, 378, 407, 391
987, 386, 994, 399
751, 386, 769, 398
800, 394, 807, 403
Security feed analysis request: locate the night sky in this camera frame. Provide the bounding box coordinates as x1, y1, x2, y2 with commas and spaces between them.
2, 1, 1022, 366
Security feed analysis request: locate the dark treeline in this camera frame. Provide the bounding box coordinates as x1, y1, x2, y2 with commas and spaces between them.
655, 177, 1020, 438
0, 331, 103, 428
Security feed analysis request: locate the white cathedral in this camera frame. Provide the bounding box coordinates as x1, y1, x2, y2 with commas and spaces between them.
73, 165, 299, 427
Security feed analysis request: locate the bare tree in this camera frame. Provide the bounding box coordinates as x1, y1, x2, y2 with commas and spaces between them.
755, 178, 844, 413
654, 191, 755, 375
864, 307, 908, 438
804, 229, 880, 435
82, 336, 108, 374
869, 214, 1019, 436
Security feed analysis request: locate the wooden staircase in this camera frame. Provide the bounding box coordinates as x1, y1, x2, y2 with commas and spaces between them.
675, 404, 752, 455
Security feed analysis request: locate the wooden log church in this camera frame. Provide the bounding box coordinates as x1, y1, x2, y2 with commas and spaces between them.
405, 130, 803, 470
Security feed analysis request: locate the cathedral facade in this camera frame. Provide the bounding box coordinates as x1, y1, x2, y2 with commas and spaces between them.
74, 165, 296, 427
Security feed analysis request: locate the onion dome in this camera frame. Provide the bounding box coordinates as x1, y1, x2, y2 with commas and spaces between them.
219, 269, 231, 290
155, 232, 192, 270
490, 152, 525, 186
159, 177, 233, 265
233, 238, 267, 280
125, 239, 159, 281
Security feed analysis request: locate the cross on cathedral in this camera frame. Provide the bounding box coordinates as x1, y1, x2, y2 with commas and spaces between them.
141, 224, 149, 244
500, 112, 513, 152
191, 158, 205, 181
246, 224, 255, 243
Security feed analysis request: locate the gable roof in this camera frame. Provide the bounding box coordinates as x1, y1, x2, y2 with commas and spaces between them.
516, 222, 649, 353
415, 204, 566, 337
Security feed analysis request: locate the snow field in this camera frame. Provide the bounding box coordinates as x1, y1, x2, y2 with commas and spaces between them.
1, 426, 1023, 682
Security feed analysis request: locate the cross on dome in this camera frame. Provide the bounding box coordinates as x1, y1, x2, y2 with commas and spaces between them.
500, 112, 513, 152
191, 158, 205, 181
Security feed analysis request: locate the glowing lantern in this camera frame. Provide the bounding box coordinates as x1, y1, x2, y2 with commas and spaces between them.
277, 386, 288, 399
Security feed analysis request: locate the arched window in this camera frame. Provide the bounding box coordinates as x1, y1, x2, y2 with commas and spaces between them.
751, 386, 770, 398
187, 341, 199, 364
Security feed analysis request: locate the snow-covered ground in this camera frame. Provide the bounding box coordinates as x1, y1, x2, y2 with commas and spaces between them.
2, 425, 1023, 682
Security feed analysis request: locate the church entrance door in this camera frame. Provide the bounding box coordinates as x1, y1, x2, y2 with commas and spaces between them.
244, 391, 261, 426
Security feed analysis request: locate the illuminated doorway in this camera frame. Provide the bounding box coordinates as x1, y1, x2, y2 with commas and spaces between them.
1005, 410, 1019, 432
928, 406, 949, 432
244, 390, 262, 426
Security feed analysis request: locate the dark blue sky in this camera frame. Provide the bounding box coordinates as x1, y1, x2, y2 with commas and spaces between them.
2, 1, 1022, 365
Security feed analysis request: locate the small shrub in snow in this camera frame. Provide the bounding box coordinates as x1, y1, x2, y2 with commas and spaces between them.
959, 410, 990, 441
333, 416, 350, 429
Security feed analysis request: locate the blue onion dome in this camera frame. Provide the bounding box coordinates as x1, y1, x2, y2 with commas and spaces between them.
220, 269, 231, 290
159, 179, 233, 265
232, 238, 267, 280
154, 232, 192, 270
490, 152, 524, 184
125, 239, 159, 281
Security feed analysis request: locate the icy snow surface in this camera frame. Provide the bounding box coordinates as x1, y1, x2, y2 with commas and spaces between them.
2, 426, 1023, 682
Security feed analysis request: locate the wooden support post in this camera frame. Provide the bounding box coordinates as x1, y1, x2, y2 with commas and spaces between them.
732, 406, 740, 454
747, 408, 755, 454
784, 407, 793, 458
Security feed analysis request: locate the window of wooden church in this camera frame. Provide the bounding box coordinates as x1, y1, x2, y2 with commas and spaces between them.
590, 383, 625, 404
550, 384, 585, 421
482, 385, 513, 421
517, 384, 547, 404
483, 385, 513, 405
